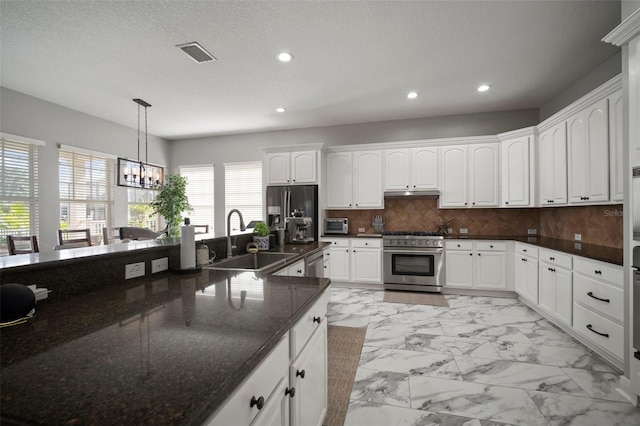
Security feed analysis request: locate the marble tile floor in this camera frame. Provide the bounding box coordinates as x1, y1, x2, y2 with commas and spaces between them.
328, 287, 640, 426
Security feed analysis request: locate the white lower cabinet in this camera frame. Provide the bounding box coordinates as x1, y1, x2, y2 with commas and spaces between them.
321, 238, 382, 283
514, 243, 539, 304
445, 240, 506, 289
274, 259, 306, 277
538, 249, 572, 326
251, 377, 290, 426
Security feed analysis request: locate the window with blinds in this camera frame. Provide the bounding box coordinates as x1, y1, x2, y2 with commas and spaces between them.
128, 188, 160, 231
179, 165, 214, 232
225, 162, 262, 233
0, 135, 40, 255
59, 147, 115, 245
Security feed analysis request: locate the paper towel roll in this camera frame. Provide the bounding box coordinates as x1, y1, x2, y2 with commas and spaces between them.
180, 225, 196, 270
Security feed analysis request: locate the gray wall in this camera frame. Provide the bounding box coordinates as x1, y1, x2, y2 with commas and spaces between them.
0, 87, 171, 251
623, 0, 640, 18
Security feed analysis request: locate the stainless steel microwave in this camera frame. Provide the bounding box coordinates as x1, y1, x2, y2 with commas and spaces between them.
324, 218, 348, 235
634, 167, 640, 240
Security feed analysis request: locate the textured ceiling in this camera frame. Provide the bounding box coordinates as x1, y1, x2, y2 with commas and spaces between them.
0, 1, 621, 141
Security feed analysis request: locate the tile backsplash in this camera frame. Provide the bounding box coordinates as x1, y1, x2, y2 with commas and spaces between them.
326, 197, 623, 248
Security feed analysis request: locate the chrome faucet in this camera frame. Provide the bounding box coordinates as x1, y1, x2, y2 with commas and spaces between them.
226, 209, 246, 258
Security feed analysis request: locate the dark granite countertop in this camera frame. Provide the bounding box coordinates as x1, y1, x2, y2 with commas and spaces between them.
0, 255, 331, 425
445, 235, 623, 266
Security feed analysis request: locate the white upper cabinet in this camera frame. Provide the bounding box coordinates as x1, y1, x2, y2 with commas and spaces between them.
266, 151, 317, 185
538, 122, 568, 206
384, 146, 438, 191
500, 133, 533, 207
326, 150, 383, 209
440, 145, 468, 207
468, 143, 500, 207
608, 90, 623, 202
567, 97, 609, 203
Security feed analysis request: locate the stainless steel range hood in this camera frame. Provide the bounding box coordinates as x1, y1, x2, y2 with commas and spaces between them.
384, 190, 441, 198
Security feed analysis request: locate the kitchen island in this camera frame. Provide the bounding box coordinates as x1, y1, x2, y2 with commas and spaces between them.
0, 265, 330, 425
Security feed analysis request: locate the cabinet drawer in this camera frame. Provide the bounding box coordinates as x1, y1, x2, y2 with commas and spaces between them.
323, 239, 349, 248
476, 241, 506, 251
515, 243, 538, 258
207, 333, 289, 426
573, 274, 623, 322
539, 249, 572, 269
445, 240, 473, 250
573, 256, 623, 286
573, 303, 623, 360
352, 238, 382, 248
290, 288, 330, 359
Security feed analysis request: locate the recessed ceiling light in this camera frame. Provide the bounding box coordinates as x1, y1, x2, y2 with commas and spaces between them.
276, 107, 286, 113
277, 52, 293, 62
407, 92, 418, 99
477, 84, 491, 92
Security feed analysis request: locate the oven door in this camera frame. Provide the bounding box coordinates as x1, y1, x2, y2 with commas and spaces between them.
383, 249, 444, 290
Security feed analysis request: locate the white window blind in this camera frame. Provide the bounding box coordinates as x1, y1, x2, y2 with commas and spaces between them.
0, 135, 40, 255
225, 161, 262, 233
128, 188, 160, 230
59, 147, 115, 245
179, 165, 214, 232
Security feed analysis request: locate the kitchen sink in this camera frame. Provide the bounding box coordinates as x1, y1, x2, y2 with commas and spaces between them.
206, 252, 297, 272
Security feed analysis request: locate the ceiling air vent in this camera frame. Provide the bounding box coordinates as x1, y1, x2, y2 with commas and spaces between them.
176, 42, 216, 64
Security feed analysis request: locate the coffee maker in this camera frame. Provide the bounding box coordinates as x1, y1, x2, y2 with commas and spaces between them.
286, 217, 314, 244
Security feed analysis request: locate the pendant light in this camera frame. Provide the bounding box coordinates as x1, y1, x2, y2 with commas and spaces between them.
117, 98, 164, 189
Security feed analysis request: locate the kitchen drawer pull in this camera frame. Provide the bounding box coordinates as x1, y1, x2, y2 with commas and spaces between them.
296, 369, 306, 379
587, 292, 610, 303
550, 257, 555, 261
594, 270, 602, 275
523, 249, 527, 252
313, 316, 321, 323
285, 387, 295, 398
586, 324, 609, 338
296, 269, 302, 274
490, 245, 493, 248
250, 396, 265, 410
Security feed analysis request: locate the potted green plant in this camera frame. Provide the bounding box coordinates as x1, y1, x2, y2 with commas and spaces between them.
252, 221, 270, 250
150, 175, 192, 239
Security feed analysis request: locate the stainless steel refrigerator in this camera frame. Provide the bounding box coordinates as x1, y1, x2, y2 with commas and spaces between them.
266, 185, 319, 241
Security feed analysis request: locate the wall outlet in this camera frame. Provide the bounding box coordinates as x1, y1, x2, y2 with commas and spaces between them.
358, 227, 365, 233
125, 262, 145, 279
574, 233, 582, 241
446, 228, 453, 234
151, 257, 168, 274
460, 228, 468, 234
528, 228, 537, 235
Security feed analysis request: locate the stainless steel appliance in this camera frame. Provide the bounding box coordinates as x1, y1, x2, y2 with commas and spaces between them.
305, 249, 324, 278
634, 246, 640, 360
266, 185, 318, 241
383, 231, 444, 293
286, 216, 314, 244
324, 218, 348, 235
634, 167, 640, 240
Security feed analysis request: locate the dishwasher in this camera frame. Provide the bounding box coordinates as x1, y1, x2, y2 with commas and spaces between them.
305, 250, 324, 278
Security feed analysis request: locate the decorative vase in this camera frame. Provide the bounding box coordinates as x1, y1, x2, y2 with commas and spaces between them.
253, 236, 270, 250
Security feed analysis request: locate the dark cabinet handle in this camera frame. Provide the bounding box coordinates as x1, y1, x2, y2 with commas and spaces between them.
587, 292, 610, 303
457, 244, 461, 247
250, 396, 265, 410
472, 202, 475, 205
548, 267, 555, 272
550, 257, 555, 261
285, 387, 295, 398
296, 269, 302, 274
523, 249, 527, 252
478, 253, 482, 256
313, 316, 321, 323
505, 201, 509, 205
469, 253, 473, 256
296, 369, 306, 379
586, 324, 609, 338
365, 242, 368, 245
490, 245, 493, 248
594, 270, 602, 275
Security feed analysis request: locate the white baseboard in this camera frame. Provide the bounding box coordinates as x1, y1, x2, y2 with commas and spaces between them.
616, 376, 638, 405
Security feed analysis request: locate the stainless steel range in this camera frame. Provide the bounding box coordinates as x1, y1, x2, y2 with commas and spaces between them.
383, 231, 444, 293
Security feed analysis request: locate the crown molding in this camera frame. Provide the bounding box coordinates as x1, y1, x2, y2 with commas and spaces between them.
260, 143, 325, 154
497, 126, 537, 141
603, 8, 640, 46
537, 74, 622, 133
325, 135, 500, 153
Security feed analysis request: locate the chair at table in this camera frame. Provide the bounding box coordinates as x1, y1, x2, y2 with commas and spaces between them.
7, 235, 39, 255
58, 228, 92, 248
119, 227, 164, 241
193, 225, 209, 234
102, 227, 122, 245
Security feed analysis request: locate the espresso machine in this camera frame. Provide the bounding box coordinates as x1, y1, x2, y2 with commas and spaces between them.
286, 216, 314, 244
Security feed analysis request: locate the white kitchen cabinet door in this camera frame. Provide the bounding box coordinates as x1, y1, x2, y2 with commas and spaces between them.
538, 263, 556, 315
249, 378, 289, 426
609, 91, 623, 202
515, 256, 539, 304
555, 267, 573, 326
538, 263, 572, 326
291, 151, 317, 184
412, 146, 439, 190
567, 98, 609, 203
266, 153, 291, 185
475, 251, 506, 289
539, 122, 568, 205
440, 145, 468, 207
352, 151, 383, 208
445, 250, 474, 288
351, 248, 382, 283
384, 148, 411, 191
326, 152, 353, 208
290, 321, 328, 426
501, 136, 531, 207
469, 143, 499, 207
323, 249, 331, 279
328, 247, 350, 282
